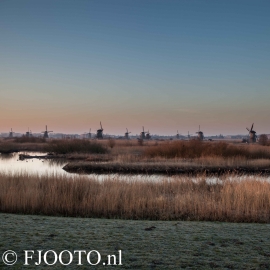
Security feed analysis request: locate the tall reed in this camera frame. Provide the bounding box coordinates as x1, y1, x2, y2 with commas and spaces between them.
45, 139, 108, 154
144, 140, 270, 159
14, 137, 46, 143
0, 173, 269, 222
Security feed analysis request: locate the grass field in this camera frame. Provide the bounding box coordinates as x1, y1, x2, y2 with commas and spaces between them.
1, 213, 270, 269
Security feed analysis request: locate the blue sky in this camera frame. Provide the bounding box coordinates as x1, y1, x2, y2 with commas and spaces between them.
1, 1, 269, 135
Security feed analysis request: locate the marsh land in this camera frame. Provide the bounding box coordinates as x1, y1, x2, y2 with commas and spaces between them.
1, 138, 270, 175
1, 138, 270, 222
1, 138, 270, 269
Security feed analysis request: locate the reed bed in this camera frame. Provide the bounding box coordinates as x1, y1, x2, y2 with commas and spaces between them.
63, 160, 270, 175
0, 172, 270, 222
14, 137, 46, 143
45, 139, 108, 154
0, 142, 46, 153
113, 155, 270, 167
144, 140, 270, 159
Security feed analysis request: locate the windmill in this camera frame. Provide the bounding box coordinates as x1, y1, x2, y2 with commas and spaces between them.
84, 128, 91, 139
183, 131, 192, 140
176, 130, 182, 140
146, 130, 151, 140
246, 123, 257, 143
26, 128, 32, 137
9, 128, 14, 138
187, 131, 193, 140
196, 125, 204, 141
96, 122, 103, 139
140, 126, 146, 140
42, 125, 53, 139
125, 128, 131, 139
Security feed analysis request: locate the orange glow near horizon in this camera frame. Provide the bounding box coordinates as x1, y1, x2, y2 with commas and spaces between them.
1, 1, 270, 136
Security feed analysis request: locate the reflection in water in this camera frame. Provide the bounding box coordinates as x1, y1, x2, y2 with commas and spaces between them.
0, 153, 15, 160
1, 152, 270, 183
0, 152, 69, 177
46, 158, 68, 167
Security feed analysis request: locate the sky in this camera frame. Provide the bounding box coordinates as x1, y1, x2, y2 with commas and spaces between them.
0, 0, 270, 136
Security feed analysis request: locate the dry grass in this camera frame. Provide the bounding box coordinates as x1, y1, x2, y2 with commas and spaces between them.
1, 172, 270, 222
112, 154, 270, 167
1, 138, 270, 168
45, 139, 108, 154
107, 138, 116, 148
258, 134, 270, 146
63, 159, 270, 175
0, 141, 46, 153
176, 156, 270, 168
144, 140, 270, 159
64, 153, 112, 162
14, 137, 46, 143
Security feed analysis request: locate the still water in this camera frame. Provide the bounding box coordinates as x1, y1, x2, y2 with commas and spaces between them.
0, 152, 69, 176
0, 152, 269, 183
0, 152, 173, 181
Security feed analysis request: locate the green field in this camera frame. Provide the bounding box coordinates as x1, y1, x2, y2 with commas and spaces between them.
1, 213, 270, 269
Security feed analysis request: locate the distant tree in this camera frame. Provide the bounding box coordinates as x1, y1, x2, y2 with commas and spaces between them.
258, 134, 268, 146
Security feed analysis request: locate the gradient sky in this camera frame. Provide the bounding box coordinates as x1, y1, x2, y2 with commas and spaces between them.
1, 0, 270, 136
